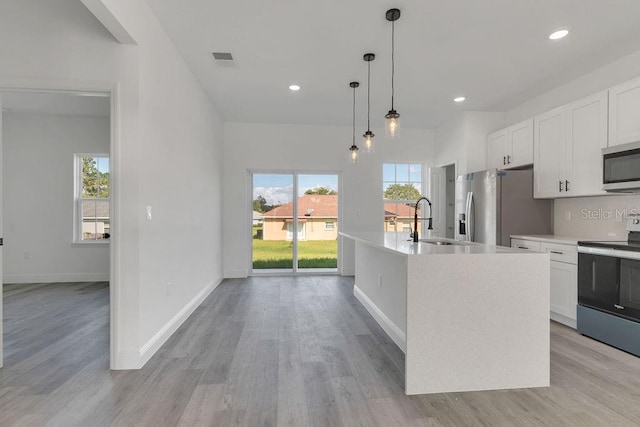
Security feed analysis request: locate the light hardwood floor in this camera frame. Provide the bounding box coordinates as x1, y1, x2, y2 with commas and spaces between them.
2, 277, 640, 426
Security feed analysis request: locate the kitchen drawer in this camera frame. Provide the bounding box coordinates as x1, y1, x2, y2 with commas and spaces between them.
511, 239, 541, 251
540, 242, 577, 264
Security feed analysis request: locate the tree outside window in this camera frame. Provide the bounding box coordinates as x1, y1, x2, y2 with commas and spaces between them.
76, 155, 110, 242
383, 163, 423, 233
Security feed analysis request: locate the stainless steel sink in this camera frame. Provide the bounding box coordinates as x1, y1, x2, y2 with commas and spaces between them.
419, 239, 467, 246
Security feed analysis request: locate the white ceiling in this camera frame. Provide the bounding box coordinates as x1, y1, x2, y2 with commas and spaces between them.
147, 0, 640, 129
1, 91, 110, 117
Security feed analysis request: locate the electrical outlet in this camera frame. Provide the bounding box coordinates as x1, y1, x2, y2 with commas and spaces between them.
564, 211, 571, 221
378, 274, 382, 287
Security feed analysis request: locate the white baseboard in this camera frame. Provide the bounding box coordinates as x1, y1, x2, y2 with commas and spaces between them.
111, 350, 143, 370
353, 285, 406, 353
3, 272, 110, 284
551, 311, 577, 329
224, 269, 248, 279
139, 276, 223, 367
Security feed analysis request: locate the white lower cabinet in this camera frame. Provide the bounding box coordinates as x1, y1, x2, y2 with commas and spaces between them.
549, 260, 577, 326
511, 238, 577, 328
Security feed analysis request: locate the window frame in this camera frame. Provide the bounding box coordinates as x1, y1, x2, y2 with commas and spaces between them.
73, 153, 110, 244
382, 162, 426, 235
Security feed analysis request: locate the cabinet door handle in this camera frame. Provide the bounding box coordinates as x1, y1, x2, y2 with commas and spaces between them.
559, 180, 563, 192
550, 250, 563, 255
518, 246, 529, 249
503, 156, 506, 165
507, 155, 511, 164
565, 180, 570, 191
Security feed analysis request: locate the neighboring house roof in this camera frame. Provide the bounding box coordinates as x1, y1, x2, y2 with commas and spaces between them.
384, 202, 419, 218
82, 199, 110, 219
253, 210, 263, 220
261, 195, 419, 219
262, 195, 338, 218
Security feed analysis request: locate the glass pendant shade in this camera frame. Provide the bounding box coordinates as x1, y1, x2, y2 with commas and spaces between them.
385, 110, 400, 139
349, 145, 359, 164
363, 130, 375, 153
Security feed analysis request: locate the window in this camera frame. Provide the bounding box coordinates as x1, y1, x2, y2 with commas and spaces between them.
383, 163, 423, 233
325, 221, 335, 230
75, 154, 110, 242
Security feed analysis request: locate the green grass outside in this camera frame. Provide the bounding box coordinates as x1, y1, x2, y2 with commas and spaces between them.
252, 238, 338, 269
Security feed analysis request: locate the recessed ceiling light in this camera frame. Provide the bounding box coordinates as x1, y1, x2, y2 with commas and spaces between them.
454, 96, 466, 103
289, 84, 301, 91
549, 29, 569, 40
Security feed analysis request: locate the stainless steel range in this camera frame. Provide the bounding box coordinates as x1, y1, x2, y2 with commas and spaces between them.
577, 214, 640, 356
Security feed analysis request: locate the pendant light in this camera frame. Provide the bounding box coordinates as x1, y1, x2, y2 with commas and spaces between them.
385, 8, 401, 140
348, 81, 360, 164
362, 53, 376, 154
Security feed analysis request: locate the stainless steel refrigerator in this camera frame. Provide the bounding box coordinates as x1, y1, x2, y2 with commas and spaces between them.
454, 168, 553, 246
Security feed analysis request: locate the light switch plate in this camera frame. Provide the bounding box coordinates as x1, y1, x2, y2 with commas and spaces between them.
146, 206, 152, 221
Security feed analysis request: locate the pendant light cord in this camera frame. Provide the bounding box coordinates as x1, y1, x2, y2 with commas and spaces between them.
391, 20, 395, 110
367, 61, 371, 131
352, 86, 356, 144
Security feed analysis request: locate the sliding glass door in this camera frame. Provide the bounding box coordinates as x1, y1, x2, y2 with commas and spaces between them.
251, 172, 339, 274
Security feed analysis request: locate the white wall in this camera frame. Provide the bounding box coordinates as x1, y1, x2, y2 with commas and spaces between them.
3, 113, 110, 283
433, 111, 504, 175
223, 122, 434, 277
0, 0, 224, 368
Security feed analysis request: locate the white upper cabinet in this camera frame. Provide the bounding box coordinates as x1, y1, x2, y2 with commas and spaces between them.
533, 92, 608, 198
487, 129, 507, 169
534, 107, 565, 198
509, 119, 534, 168
487, 119, 533, 170
566, 91, 608, 197
609, 76, 640, 147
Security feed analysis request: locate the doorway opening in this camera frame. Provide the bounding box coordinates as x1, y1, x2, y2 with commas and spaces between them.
428, 163, 457, 238
251, 172, 339, 274
1, 89, 112, 369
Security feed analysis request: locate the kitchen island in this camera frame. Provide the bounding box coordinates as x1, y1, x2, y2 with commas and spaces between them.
340, 231, 550, 395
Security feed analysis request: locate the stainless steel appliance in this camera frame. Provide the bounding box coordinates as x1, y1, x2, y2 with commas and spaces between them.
454, 168, 553, 246
602, 141, 640, 193
577, 214, 640, 356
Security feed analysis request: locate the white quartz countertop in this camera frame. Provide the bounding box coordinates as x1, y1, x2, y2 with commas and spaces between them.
510, 234, 621, 245
340, 231, 531, 256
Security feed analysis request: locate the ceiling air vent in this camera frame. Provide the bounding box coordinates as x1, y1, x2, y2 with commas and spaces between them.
211, 52, 236, 67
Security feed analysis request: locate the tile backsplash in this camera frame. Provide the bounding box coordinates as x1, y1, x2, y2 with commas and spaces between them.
554, 194, 640, 239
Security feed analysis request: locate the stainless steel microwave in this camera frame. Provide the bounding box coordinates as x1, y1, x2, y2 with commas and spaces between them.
602, 141, 640, 193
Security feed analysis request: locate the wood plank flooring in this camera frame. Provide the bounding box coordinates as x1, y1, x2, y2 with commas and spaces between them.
2, 277, 640, 426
